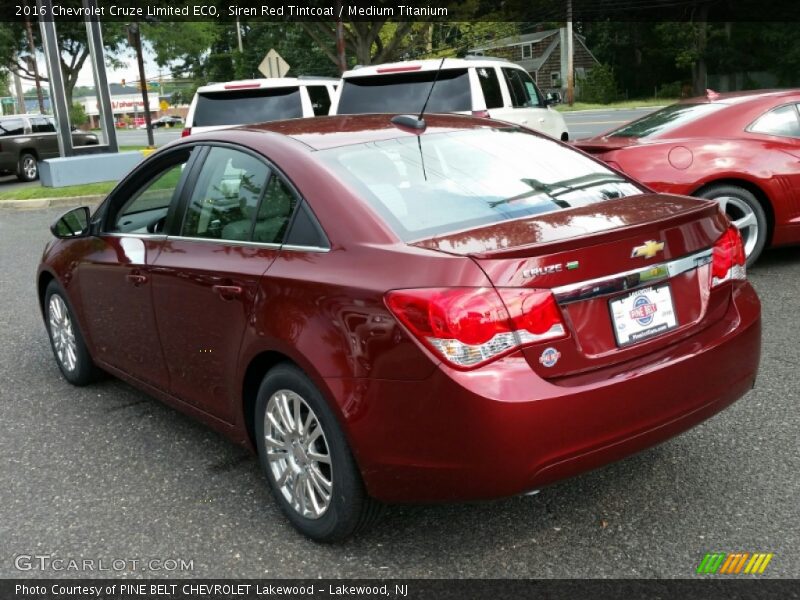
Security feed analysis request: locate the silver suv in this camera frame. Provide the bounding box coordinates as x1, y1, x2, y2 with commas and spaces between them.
330, 57, 570, 140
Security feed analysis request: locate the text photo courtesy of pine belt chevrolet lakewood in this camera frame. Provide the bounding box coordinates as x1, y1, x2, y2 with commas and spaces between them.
38, 113, 760, 542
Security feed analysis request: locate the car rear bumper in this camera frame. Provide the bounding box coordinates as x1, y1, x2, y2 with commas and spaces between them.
327, 282, 761, 503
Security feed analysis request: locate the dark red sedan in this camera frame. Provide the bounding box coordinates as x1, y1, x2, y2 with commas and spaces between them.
39, 114, 760, 541
576, 89, 800, 264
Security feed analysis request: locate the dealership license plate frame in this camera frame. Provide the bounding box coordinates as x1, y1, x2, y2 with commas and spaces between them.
609, 283, 678, 347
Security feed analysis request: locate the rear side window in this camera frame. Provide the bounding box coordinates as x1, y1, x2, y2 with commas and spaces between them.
306, 85, 331, 116
337, 69, 472, 115
30, 117, 55, 133
609, 103, 723, 139
749, 104, 800, 138
192, 88, 303, 127
0, 118, 25, 136
182, 147, 271, 241
476, 67, 503, 109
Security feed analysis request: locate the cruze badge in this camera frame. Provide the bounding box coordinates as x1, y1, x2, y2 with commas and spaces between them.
631, 240, 665, 260
522, 264, 562, 279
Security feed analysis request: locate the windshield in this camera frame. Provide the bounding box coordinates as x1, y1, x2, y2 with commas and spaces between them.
609, 103, 724, 138
318, 128, 643, 241
193, 87, 302, 127
337, 69, 472, 115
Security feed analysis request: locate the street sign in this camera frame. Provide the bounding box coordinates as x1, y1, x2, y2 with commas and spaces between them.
159, 100, 169, 111
1, 97, 15, 105
258, 49, 290, 78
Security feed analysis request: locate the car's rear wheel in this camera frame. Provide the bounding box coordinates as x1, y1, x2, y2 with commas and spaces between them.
17, 152, 38, 182
44, 280, 100, 385
255, 363, 382, 542
697, 184, 767, 266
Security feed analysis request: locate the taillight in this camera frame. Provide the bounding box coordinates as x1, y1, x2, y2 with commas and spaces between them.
711, 226, 746, 287
385, 287, 567, 369
472, 110, 491, 118
181, 127, 191, 138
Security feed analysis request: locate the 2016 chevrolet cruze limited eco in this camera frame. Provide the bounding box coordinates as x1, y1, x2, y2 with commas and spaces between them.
38, 114, 761, 541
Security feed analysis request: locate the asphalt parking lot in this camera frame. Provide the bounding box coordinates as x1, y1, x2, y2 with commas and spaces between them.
1, 207, 798, 579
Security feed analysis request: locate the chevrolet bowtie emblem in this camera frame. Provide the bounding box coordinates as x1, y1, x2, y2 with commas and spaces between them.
631, 240, 665, 259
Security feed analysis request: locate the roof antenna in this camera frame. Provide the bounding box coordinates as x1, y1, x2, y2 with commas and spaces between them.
391, 57, 446, 132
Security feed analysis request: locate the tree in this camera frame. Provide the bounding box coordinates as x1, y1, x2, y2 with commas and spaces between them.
69, 102, 87, 127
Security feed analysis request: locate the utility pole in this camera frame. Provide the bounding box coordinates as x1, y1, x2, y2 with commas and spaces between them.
128, 22, 154, 147
566, 0, 574, 106
235, 17, 243, 53
12, 67, 26, 114
23, 9, 46, 114
335, 0, 346, 73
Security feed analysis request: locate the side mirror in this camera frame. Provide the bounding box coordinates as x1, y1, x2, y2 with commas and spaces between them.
545, 92, 562, 106
51, 206, 90, 239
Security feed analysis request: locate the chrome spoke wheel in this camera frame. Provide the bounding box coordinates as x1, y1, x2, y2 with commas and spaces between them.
48, 294, 77, 372
23, 156, 37, 179
264, 389, 333, 519
715, 195, 758, 258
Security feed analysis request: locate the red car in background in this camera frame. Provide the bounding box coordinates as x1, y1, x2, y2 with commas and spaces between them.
38, 114, 760, 541
575, 90, 800, 264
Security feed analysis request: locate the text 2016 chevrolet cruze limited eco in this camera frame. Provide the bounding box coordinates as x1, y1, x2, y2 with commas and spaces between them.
38, 114, 761, 541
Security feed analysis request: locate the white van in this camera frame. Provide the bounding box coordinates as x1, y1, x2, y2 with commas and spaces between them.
183, 77, 338, 137
330, 57, 569, 140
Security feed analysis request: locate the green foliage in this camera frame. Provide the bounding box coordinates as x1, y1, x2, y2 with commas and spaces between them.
69, 102, 87, 126
577, 64, 618, 104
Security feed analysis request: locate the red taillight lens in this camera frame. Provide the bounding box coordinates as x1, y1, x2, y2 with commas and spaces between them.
472, 110, 491, 118
711, 226, 746, 287
181, 127, 191, 138
385, 287, 567, 369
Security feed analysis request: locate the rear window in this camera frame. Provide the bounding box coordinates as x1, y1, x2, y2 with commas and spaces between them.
337, 69, 471, 115
318, 128, 642, 241
192, 87, 302, 127
609, 103, 723, 138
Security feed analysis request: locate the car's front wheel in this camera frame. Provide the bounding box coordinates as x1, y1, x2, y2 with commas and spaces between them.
255, 363, 382, 542
44, 280, 100, 385
17, 152, 38, 182
697, 184, 767, 266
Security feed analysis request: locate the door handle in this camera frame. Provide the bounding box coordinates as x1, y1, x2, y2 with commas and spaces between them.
212, 284, 243, 300
125, 273, 148, 286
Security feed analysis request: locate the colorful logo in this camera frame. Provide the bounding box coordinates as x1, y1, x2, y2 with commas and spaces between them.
629, 295, 657, 326
696, 552, 774, 575
539, 347, 561, 368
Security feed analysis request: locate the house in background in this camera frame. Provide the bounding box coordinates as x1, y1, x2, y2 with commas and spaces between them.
470, 28, 600, 97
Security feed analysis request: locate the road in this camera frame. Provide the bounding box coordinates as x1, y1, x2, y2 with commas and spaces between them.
563, 107, 656, 140
0, 207, 798, 578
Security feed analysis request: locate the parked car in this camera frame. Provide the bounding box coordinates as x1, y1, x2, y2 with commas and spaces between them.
575, 89, 800, 264
182, 77, 338, 137
137, 115, 184, 129
0, 114, 98, 181
330, 57, 570, 140
39, 114, 760, 541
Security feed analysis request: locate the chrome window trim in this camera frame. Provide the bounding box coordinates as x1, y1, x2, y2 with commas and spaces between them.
165, 235, 330, 253
102, 232, 167, 241
552, 248, 713, 305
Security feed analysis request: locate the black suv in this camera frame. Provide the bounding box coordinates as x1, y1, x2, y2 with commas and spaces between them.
0, 114, 99, 182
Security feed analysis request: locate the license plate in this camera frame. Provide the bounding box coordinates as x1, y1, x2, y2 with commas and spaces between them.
609, 284, 678, 347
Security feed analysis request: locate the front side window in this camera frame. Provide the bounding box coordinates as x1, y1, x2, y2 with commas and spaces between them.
337, 69, 472, 115
113, 160, 189, 234
0, 118, 25, 136
749, 104, 800, 138
193, 87, 302, 127
181, 147, 271, 241
502, 68, 537, 108
252, 175, 297, 244
319, 128, 643, 241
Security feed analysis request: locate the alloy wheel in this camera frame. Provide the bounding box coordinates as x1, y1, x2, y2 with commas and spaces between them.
48, 294, 77, 372
23, 156, 37, 180
264, 389, 333, 519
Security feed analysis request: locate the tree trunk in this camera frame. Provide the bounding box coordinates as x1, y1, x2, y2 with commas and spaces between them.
691, 4, 709, 96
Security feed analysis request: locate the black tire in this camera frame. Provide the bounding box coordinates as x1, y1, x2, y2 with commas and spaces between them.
696, 184, 768, 266
17, 152, 38, 182
255, 363, 383, 542
44, 280, 100, 386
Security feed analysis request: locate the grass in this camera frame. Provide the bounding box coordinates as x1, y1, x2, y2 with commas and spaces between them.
556, 98, 677, 112
0, 180, 117, 201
